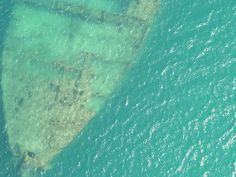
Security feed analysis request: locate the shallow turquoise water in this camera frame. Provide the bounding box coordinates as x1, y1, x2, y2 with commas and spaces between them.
1, 0, 236, 176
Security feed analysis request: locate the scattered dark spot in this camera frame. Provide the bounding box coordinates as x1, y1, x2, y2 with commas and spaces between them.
49, 119, 56, 126
80, 104, 84, 108
28, 91, 33, 98
59, 97, 67, 105
72, 89, 78, 97
59, 96, 73, 106
46, 103, 54, 111
62, 96, 67, 101
134, 42, 140, 48
16, 97, 24, 107
101, 11, 105, 22
36, 167, 45, 173
117, 22, 122, 32
74, 80, 80, 88
15, 107, 19, 112
14, 144, 22, 156
54, 93, 59, 101
26, 151, 36, 158
79, 90, 84, 96
74, 72, 82, 88
95, 92, 100, 96
49, 82, 60, 93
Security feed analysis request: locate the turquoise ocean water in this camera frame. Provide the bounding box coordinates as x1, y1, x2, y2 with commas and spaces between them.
1, 0, 236, 176
1, 1, 20, 176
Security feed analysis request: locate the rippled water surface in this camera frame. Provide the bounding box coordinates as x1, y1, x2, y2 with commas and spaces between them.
1, 0, 236, 176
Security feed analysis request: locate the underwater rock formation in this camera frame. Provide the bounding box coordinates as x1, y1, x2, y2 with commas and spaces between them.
1, 0, 160, 176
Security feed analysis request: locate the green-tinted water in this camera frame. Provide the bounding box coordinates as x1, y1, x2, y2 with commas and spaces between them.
1, 0, 236, 177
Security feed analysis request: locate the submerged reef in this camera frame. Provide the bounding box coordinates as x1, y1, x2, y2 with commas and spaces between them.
1, 0, 160, 176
